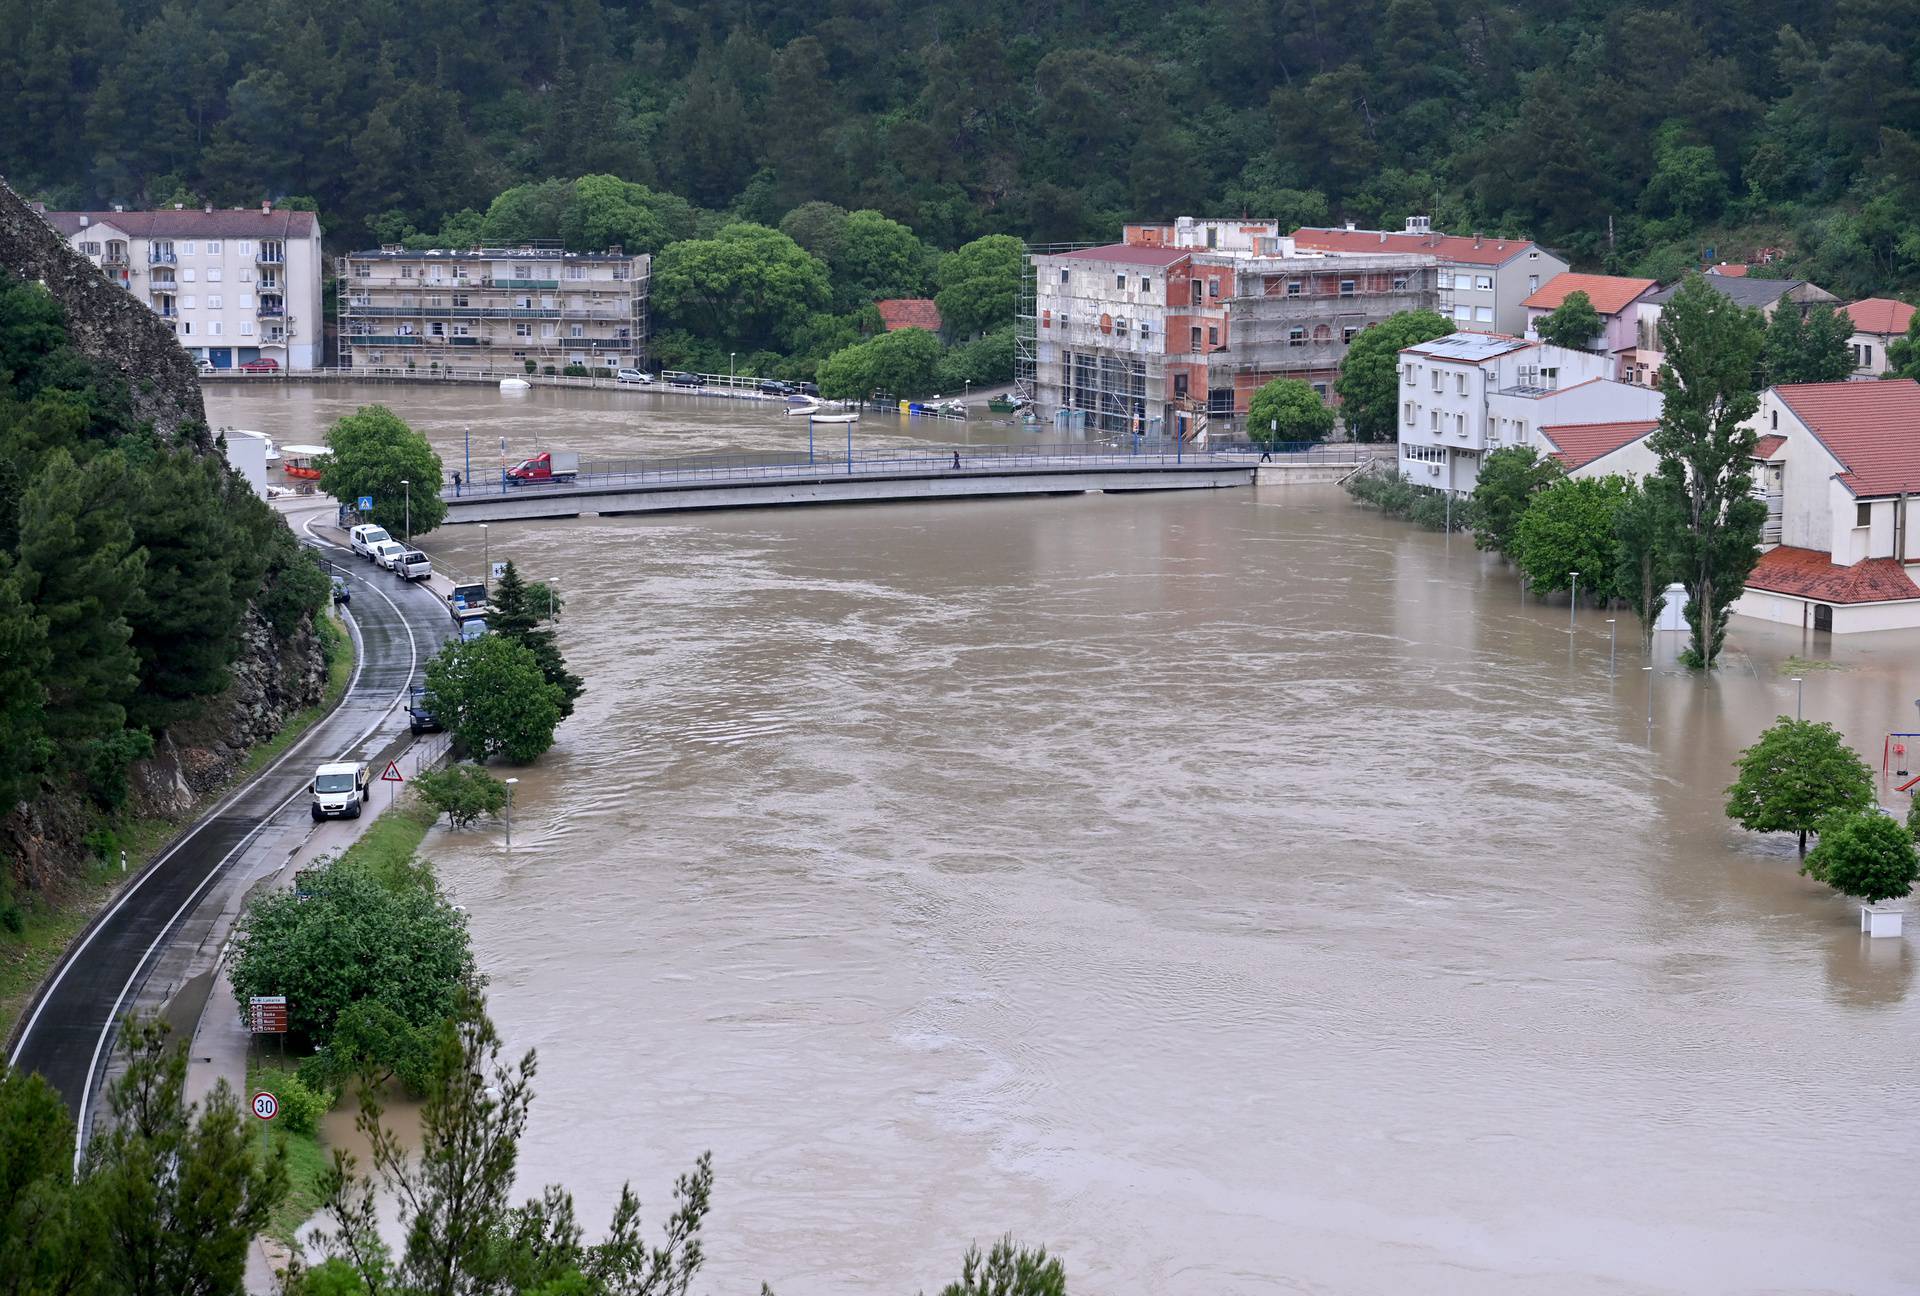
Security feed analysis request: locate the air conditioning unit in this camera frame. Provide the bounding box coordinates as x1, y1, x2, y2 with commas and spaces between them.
1428, 464, 1441, 476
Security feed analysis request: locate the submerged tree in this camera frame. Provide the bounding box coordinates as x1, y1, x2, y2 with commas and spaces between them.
1726, 717, 1875, 856
1613, 479, 1677, 649
1802, 810, 1920, 905
1646, 275, 1767, 669
1466, 445, 1564, 555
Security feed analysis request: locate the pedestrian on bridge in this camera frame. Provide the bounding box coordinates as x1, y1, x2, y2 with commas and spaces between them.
951, 450, 961, 470
452, 470, 462, 496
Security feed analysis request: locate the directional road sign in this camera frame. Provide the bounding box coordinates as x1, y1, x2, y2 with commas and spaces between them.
247, 995, 288, 1034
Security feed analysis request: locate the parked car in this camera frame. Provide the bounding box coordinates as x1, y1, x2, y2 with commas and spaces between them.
615, 368, 654, 385
758, 378, 793, 396
447, 582, 489, 625
370, 539, 408, 570
791, 380, 819, 397
665, 370, 706, 387
348, 524, 391, 560
393, 550, 432, 581
240, 357, 280, 373
196, 359, 217, 375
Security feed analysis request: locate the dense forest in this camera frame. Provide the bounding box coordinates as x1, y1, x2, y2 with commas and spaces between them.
4, 0, 1919, 298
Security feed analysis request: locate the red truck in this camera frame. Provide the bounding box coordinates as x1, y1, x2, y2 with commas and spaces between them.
503, 450, 579, 486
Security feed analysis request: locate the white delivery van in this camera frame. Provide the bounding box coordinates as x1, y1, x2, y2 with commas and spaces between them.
311, 761, 370, 820
349, 524, 391, 559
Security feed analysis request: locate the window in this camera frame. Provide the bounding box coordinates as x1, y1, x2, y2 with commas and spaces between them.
1454, 304, 1471, 320
1857, 501, 1873, 528
1771, 409, 1778, 429
1430, 409, 1440, 431
1205, 227, 1217, 249
237, 241, 253, 256
1208, 278, 1220, 298
1173, 372, 1189, 397
240, 321, 254, 335
207, 294, 222, 309
1392, 276, 1408, 290
81, 241, 100, 255
1191, 326, 1203, 350
570, 324, 584, 338
430, 322, 445, 337
182, 295, 196, 309
1455, 373, 1466, 394
568, 265, 587, 280
541, 324, 556, 338
1403, 401, 1414, 424
1402, 365, 1413, 386
239, 293, 252, 308
208, 321, 222, 336
1437, 271, 1453, 289
1528, 274, 1539, 293
1475, 306, 1494, 323
1338, 279, 1355, 296
1139, 321, 1151, 339
1287, 280, 1302, 297
208, 269, 222, 282
514, 264, 531, 278
1141, 278, 1151, 293
452, 294, 469, 307
1288, 327, 1305, 347
1060, 269, 1070, 284
1312, 382, 1329, 398
181, 242, 195, 255
1208, 325, 1219, 346
1528, 250, 1540, 259
1116, 274, 1127, 289
1191, 281, 1203, 306
453, 324, 469, 337
182, 269, 196, 283
1343, 326, 1359, 344
516, 323, 532, 338
206, 240, 221, 254
1539, 367, 1558, 386
401, 264, 415, 278
1431, 370, 1442, 391
239, 268, 253, 283
1405, 444, 1445, 464
1474, 275, 1493, 291
180, 321, 191, 335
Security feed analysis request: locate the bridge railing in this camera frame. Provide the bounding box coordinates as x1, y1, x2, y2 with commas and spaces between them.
444, 439, 1270, 499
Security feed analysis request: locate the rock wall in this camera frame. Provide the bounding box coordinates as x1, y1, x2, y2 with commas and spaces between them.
0, 174, 206, 440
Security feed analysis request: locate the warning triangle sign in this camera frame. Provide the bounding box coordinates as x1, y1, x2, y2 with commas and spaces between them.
380, 759, 405, 783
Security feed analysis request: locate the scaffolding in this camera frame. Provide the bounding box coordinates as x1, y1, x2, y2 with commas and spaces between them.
1017, 241, 1096, 428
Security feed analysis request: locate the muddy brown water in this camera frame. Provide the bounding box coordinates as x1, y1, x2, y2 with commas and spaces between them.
216, 385, 1920, 1294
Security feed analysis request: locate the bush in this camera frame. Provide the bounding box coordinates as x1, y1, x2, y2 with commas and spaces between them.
424, 635, 565, 763
562, 363, 589, 377
413, 764, 508, 829
1802, 810, 1920, 904
542, 365, 557, 376
254, 1064, 329, 1134
1344, 469, 1460, 531
524, 359, 536, 374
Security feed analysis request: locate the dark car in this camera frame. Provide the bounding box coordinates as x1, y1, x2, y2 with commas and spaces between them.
758, 378, 792, 396
240, 357, 280, 373
791, 380, 819, 397
407, 685, 442, 734
664, 370, 706, 387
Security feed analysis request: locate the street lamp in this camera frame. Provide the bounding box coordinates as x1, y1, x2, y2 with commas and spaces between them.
730, 352, 736, 387
1644, 664, 1655, 727
1606, 618, 1617, 675
401, 479, 410, 544
1569, 570, 1579, 629
504, 777, 518, 847
481, 524, 490, 592
463, 424, 471, 491
1791, 675, 1804, 720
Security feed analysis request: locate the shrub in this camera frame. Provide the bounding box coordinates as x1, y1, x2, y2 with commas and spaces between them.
413, 764, 508, 829
542, 365, 557, 376
524, 359, 536, 374
254, 1064, 329, 1134
562, 363, 589, 377
1802, 810, 1920, 904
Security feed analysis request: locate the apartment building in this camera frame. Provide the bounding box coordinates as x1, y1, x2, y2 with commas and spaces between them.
1395, 333, 1662, 493
43, 203, 323, 370
1291, 217, 1568, 335
1520, 273, 1659, 379
1028, 221, 1437, 437
338, 246, 649, 374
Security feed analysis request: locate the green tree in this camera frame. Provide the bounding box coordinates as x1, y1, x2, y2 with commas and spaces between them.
488, 562, 583, 720
478, 179, 574, 245
126, 449, 241, 728
425, 635, 564, 763
1335, 311, 1452, 444
934, 1237, 1068, 1296
1510, 475, 1630, 601
1801, 810, 1920, 905
14, 448, 145, 760
1883, 311, 1920, 380
318, 405, 447, 540
829, 210, 932, 313
413, 764, 509, 830
229, 853, 474, 1050
778, 201, 852, 264
1647, 275, 1768, 669
1726, 717, 1875, 856
1764, 301, 1854, 385
1245, 378, 1334, 446
558, 175, 697, 255
312, 995, 714, 1296
1466, 446, 1564, 555
1613, 479, 1677, 649
934, 235, 1024, 339
1536, 290, 1604, 351
0, 555, 50, 809
82, 1017, 288, 1296
933, 328, 1017, 392
651, 224, 831, 354
0, 1063, 92, 1295
817, 328, 944, 399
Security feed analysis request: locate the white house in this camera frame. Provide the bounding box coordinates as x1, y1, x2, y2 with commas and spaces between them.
44, 204, 324, 371
1839, 298, 1915, 378
1395, 333, 1662, 492
1733, 381, 1920, 633
1536, 420, 1661, 480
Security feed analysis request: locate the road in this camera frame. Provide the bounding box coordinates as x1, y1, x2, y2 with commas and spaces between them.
5, 505, 451, 1147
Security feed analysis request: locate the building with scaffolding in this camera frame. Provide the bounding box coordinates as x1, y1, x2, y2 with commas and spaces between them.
1021, 218, 1439, 439
1291, 217, 1566, 336
338, 245, 649, 373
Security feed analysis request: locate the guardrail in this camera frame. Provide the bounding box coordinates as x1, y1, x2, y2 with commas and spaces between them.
445, 440, 1275, 500
202, 364, 803, 398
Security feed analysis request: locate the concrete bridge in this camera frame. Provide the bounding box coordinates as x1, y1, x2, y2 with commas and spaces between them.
433, 442, 1359, 525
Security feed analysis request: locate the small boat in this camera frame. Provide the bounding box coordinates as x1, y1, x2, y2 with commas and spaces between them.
280, 443, 328, 479
499, 377, 531, 391
784, 397, 825, 417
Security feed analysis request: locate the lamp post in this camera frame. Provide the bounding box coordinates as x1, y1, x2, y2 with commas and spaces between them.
1569, 571, 1579, 629
1606, 618, 1617, 675
1644, 665, 1655, 727
504, 777, 518, 848
481, 524, 490, 592
1791, 675, 1804, 720
401, 479, 410, 544
463, 424, 471, 490
729, 352, 736, 388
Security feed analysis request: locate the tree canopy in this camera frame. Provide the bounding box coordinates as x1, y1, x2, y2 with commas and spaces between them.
1511, 475, 1632, 602
1467, 446, 1565, 555
1335, 312, 1452, 444
425, 634, 565, 764
319, 405, 447, 540
1802, 810, 1920, 905
817, 328, 945, 400
1246, 378, 1334, 446
1763, 300, 1854, 385
1536, 291, 1604, 351
1726, 717, 1876, 856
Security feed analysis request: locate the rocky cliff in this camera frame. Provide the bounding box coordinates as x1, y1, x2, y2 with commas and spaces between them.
0, 176, 325, 882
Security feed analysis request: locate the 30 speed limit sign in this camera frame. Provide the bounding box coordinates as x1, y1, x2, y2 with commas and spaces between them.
251, 1090, 278, 1122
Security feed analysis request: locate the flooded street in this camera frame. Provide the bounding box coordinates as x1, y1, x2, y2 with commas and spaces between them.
214, 384, 1920, 1294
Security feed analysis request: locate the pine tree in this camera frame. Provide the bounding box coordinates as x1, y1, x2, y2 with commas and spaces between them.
1647, 275, 1767, 669
126, 449, 241, 728
14, 448, 146, 757
1612, 480, 1676, 650
0, 554, 50, 808
488, 562, 584, 719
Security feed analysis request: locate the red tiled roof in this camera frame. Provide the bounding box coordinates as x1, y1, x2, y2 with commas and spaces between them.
45, 208, 319, 239
1052, 243, 1191, 267
1291, 227, 1540, 266
1774, 380, 1920, 497
1751, 434, 1787, 460
1538, 420, 1658, 470
1842, 297, 1916, 336
1521, 272, 1656, 316
1706, 263, 1749, 277
1745, 546, 1920, 605
875, 298, 942, 332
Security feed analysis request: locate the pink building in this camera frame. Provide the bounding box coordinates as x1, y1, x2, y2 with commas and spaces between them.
1521, 273, 1658, 381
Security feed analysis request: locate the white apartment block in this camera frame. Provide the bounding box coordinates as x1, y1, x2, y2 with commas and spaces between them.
1395, 334, 1662, 492
45, 204, 323, 370
339, 246, 649, 374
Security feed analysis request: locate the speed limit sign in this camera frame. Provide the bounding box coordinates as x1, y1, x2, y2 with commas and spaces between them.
251, 1091, 278, 1121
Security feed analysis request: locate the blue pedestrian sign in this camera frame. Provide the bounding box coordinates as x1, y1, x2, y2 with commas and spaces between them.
356, 495, 373, 512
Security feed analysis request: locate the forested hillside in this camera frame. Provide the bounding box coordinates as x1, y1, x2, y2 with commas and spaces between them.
3, 0, 1918, 295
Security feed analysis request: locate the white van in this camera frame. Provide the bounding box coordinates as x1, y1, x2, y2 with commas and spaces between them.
370, 539, 408, 570
349, 524, 391, 559
311, 761, 370, 819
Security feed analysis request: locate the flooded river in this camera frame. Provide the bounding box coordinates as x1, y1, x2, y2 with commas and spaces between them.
214, 384, 1920, 1294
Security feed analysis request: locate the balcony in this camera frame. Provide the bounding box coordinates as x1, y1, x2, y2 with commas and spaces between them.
257, 304, 285, 318
256, 249, 285, 265
149, 274, 176, 290
102, 249, 130, 267
148, 250, 177, 265
485, 278, 559, 290
348, 335, 424, 346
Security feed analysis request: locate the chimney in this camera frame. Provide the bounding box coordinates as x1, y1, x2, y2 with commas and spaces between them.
1474, 232, 1483, 247
78, 215, 89, 227
1378, 232, 1386, 244
262, 200, 271, 215
174, 202, 183, 210
204, 202, 213, 214
112, 203, 123, 213
1344, 221, 1356, 232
